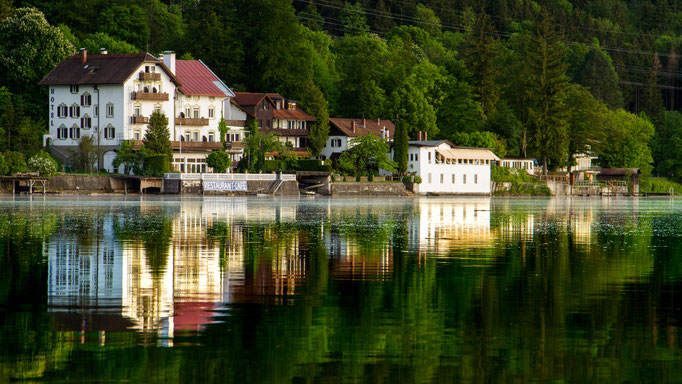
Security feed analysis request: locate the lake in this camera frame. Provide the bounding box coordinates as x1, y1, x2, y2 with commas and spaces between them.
1, 196, 681, 383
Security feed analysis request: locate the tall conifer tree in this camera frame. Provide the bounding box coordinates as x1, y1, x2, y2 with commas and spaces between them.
461, 12, 501, 116
393, 118, 409, 175
527, 10, 570, 175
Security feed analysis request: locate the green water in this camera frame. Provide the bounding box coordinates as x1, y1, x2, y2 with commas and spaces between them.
1, 196, 681, 383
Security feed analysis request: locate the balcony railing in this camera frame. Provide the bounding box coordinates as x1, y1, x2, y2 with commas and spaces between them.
261, 128, 309, 136
139, 72, 161, 81
176, 117, 209, 126
132, 92, 169, 101
130, 116, 149, 124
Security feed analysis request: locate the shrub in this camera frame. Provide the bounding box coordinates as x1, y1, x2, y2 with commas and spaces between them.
368, 173, 374, 182
143, 154, 170, 176
27, 151, 58, 177
356, 174, 361, 182
402, 175, 413, 184
4, 151, 26, 176
413, 175, 422, 184
264, 159, 285, 171
206, 150, 231, 173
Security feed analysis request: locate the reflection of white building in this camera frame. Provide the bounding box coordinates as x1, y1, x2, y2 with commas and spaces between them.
410, 198, 494, 255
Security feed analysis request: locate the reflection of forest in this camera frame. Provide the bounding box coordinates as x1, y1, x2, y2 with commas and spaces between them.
7, 197, 682, 382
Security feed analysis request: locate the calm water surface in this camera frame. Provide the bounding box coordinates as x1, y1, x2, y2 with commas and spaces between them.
1, 196, 682, 383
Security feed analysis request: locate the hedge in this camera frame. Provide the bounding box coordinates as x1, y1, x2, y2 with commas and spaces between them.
144, 154, 171, 176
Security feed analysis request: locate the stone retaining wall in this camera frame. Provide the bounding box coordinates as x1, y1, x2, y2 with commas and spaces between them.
46, 175, 113, 192
331, 182, 407, 196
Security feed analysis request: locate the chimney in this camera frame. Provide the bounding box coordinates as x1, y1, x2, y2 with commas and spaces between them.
363, 118, 366, 127
99, 48, 108, 55
351, 121, 356, 133
80, 48, 87, 64
424, 131, 427, 140
163, 50, 176, 74
377, 118, 381, 125
418, 131, 422, 141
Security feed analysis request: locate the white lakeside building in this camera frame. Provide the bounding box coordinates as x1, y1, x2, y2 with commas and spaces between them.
39, 49, 244, 173
396, 140, 500, 195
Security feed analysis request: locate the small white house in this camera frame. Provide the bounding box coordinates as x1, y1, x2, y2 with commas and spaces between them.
402, 140, 500, 195
500, 157, 537, 174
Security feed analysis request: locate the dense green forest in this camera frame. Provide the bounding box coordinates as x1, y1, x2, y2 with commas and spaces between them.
2, 0, 682, 176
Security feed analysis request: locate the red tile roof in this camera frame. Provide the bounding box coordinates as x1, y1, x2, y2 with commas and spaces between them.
329, 118, 395, 138
39, 52, 180, 86
233, 92, 269, 107
175, 60, 233, 97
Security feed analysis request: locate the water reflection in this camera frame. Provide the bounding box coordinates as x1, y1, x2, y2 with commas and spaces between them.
2, 196, 681, 382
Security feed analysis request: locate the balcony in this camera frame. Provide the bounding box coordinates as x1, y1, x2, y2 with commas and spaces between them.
139, 72, 161, 81
130, 116, 149, 124
171, 141, 223, 151
176, 117, 209, 126
261, 128, 309, 137
132, 92, 169, 101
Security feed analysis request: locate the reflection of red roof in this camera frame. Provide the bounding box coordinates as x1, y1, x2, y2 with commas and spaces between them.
176, 60, 232, 97
272, 109, 316, 121
329, 118, 395, 138
173, 302, 218, 332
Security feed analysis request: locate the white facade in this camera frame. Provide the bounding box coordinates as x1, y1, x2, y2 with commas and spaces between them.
500, 157, 537, 174
402, 141, 499, 195
320, 135, 350, 160
45, 60, 177, 172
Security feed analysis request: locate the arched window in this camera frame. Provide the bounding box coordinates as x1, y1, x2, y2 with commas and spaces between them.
152, 87, 157, 93
144, 86, 149, 93
57, 103, 68, 118
81, 92, 91, 107
69, 124, 80, 140
57, 124, 68, 139
104, 124, 115, 140
80, 114, 91, 129
69, 103, 80, 118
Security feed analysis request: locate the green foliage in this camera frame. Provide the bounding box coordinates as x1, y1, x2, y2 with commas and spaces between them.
639, 176, 682, 195
575, 46, 623, 109
27, 150, 57, 177
3, 150, 26, 175
491, 165, 551, 196
393, 119, 409, 175
98, 5, 149, 50
338, 133, 395, 176
340, 2, 369, 35
75, 135, 97, 173
598, 110, 655, 174
0, 7, 74, 98
143, 111, 171, 160
655, 111, 682, 179
0, 152, 7, 176
413, 175, 422, 184
243, 121, 284, 173
113, 140, 144, 175
143, 154, 171, 177
218, 118, 229, 149
299, 79, 329, 156
206, 151, 231, 173
81, 32, 138, 54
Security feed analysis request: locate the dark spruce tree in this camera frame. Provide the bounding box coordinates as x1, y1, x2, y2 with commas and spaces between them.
393, 118, 409, 176
299, 79, 330, 157
527, 10, 570, 175
144, 111, 172, 160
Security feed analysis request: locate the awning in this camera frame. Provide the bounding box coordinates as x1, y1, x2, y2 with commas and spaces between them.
436, 148, 500, 161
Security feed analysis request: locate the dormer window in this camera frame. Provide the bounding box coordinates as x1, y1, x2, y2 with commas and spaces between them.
288, 102, 296, 111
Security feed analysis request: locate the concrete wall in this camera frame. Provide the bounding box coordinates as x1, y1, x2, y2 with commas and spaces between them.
47, 175, 113, 192
331, 182, 407, 196
173, 179, 299, 195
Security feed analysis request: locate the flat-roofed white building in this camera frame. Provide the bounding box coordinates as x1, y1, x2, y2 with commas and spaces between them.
402, 140, 499, 195
499, 157, 537, 174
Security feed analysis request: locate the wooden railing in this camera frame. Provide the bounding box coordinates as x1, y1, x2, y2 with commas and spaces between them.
130, 116, 149, 124
132, 92, 169, 101
139, 72, 161, 81
176, 117, 209, 126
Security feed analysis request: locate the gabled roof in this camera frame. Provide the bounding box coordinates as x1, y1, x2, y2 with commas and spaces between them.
233, 92, 271, 107
39, 52, 180, 86
176, 60, 234, 97
273, 108, 316, 121
330, 118, 395, 138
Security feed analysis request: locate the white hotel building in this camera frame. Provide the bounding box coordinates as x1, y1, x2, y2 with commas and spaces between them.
400, 140, 500, 195
39, 49, 243, 173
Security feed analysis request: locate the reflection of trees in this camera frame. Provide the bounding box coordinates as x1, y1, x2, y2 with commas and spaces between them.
114, 209, 173, 277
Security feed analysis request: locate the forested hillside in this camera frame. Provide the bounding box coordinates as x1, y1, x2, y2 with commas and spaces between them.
1, 0, 682, 176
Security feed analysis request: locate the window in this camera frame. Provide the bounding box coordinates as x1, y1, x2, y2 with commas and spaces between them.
474, 174, 478, 184
69, 124, 80, 140
69, 104, 80, 118
134, 106, 141, 117
193, 108, 199, 119
428, 152, 431, 164
415, 154, 418, 161
70, 85, 79, 94
193, 131, 198, 141
106, 103, 114, 117
208, 132, 214, 142
208, 107, 215, 118
440, 174, 444, 183
185, 132, 190, 142
428, 173, 432, 183
409, 153, 413, 161
104, 125, 115, 139
57, 104, 68, 118
134, 131, 140, 140
81, 92, 91, 107
463, 174, 467, 184
57, 124, 68, 139
452, 174, 455, 184
80, 115, 91, 129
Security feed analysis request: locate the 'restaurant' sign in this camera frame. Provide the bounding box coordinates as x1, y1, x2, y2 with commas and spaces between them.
203, 180, 248, 191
